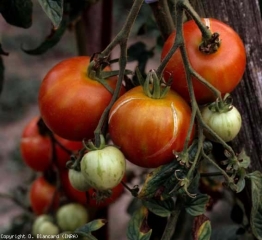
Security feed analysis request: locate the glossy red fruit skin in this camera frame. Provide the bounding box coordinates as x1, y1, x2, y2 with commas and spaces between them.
38, 56, 126, 141
161, 18, 246, 104
108, 85, 195, 168
29, 176, 60, 215
20, 116, 82, 171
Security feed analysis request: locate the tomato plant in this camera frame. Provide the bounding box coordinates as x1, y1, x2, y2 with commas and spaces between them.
29, 176, 60, 215
56, 203, 88, 231
161, 18, 246, 104
80, 146, 126, 190
108, 82, 195, 168
38, 56, 126, 141
20, 116, 82, 171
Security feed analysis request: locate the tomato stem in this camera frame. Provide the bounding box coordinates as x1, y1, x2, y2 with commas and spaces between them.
148, 0, 175, 40
178, 0, 212, 40
93, 0, 144, 147
160, 199, 182, 240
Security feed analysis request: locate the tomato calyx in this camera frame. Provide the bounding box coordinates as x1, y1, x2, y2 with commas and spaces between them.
83, 134, 107, 151
208, 94, 233, 114
142, 69, 170, 99
199, 32, 221, 54
89, 189, 113, 205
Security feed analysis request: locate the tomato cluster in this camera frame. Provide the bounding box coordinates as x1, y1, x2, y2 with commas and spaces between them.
20, 16, 246, 236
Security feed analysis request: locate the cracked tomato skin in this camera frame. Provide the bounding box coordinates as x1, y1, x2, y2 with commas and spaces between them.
161, 18, 246, 104
108, 86, 195, 168
38, 56, 125, 141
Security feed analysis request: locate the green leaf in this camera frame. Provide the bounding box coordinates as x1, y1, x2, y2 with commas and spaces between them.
37, 0, 63, 28
0, 0, 33, 28
185, 194, 209, 217
142, 198, 174, 217
193, 215, 211, 240
0, 56, 4, 95
247, 171, 262, 240
138, 161, 181, 199
75, 219, 107, 234
127, 206, 152, 240
22, 21, 67, 55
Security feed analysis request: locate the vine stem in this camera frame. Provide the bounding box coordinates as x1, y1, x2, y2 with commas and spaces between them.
202, 151, 233, 184
160, 199, 182, 240
148, 0, 175, 40
93, 0, 144, 147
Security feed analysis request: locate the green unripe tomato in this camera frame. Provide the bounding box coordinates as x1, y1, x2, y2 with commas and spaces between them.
201, 105, 242, 142
32, 214, 53, 236
56, 203, 88, 231
69, 169, 91, 192
80, 146, 126, 190
37, 221, 59, 236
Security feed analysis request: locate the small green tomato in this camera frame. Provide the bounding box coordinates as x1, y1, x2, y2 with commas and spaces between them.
32, 214, 54, 236
56, 203, 88, 231
69, 169, 91, 192
201, 105, 242, 142
37, 221, 59, 236
80, 146, 126, 190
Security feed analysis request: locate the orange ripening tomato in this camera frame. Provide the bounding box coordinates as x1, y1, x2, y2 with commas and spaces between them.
29, 176, 60, 215
108, 86, 195, 168
161, 18, 246, 104
20, 116, 82, 172
38, 56, 126, 141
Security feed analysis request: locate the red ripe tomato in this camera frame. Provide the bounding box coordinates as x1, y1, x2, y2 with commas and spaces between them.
60, 170, 125, 208
108, 86, 194, 168
161, 18, 246, 104
29, 176, 60, 215
38, 56, 126, 141
20, 117, 82, 171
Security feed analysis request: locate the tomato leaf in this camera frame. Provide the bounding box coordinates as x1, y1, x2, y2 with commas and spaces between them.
185, 194, 209, 217
142, 198, 174, 217
75, 219, 107, 234
22, 21, 67, 55
37, 0, 63, 29
247, 171, 262, 240
127, 206, 152, 240
138, 161, 181, 199
0, 56, 4, 95
193, 214, 212, 240
0, 0, 33, 28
